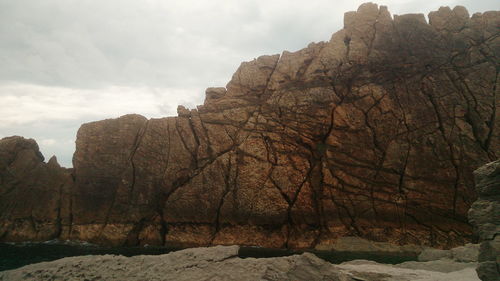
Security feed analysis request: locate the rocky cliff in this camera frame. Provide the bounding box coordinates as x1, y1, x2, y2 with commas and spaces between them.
1, 3, 499, 249
0, 137, 73, 242
469, 160, 500, 281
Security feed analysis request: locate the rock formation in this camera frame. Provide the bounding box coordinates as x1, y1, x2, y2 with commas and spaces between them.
468, 160, 500, 281
0, 3, 499, 249
0, 137, 73, 242
0, 245, 482, 281
418, 243, 479, 262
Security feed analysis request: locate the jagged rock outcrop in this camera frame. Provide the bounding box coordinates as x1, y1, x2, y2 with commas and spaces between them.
0, 3, 499, 249
0, 137, 73, 242
468, 160, 500, 281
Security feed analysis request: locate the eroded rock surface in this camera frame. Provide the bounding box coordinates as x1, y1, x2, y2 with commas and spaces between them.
469, 160, 500, 281
0, 3, 499, 249
0, 246, 482, 281
0, 137, 73, 242
0, 246, 354, 281
0, 246, 479, 281
418, 243, 479, 262
316, 236, 424, 256
338, 259, 480, 281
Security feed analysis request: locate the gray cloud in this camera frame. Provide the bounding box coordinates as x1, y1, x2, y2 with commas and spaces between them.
0, 0, 498, 167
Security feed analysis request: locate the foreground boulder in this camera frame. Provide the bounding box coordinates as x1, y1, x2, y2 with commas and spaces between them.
468, 160, 500, 281
0, 245, 481, 281
0, 3, 499, 248
0, 246, 354, 281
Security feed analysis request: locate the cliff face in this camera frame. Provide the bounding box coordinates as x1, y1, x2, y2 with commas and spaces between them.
0, 137, 73, 242
0, 3, 498, 249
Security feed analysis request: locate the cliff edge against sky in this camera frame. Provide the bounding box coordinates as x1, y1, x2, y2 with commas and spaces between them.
0, 3, 498, 249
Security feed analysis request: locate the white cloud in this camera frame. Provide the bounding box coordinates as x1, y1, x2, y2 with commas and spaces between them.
39, 138, 57, 146
0, 83, 204, 127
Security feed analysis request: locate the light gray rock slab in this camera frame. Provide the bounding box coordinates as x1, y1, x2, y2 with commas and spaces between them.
418, 248, 452, 261
0, 246, 353, 281
451, 243, 479, 262
338, 260, 480, 281
0, 246, 483, 281
397, 259, 477, 273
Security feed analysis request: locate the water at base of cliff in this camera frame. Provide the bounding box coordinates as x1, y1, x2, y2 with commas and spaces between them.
0, 241, 417, 271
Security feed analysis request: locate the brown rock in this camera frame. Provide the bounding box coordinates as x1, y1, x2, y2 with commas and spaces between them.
0, 136, 73, 242
0, 3, 499, 249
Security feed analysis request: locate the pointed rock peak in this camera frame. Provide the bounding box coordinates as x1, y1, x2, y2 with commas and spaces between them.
47, 155, 61, 168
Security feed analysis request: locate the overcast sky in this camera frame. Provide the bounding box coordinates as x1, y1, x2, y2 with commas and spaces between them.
0, 0, 498, 167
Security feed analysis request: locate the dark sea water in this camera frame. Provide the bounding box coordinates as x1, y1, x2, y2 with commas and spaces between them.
0, 241, 180, 271
0, 241, 417, 272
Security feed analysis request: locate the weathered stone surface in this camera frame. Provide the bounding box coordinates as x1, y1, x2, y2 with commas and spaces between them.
476, 262, 500, 281
397, 259, 477, 273
418, 249, 453, 262
316, 236, 423, 256
0, 3, 499, 249
0, 136, 73, 242
0, 246, 354, 281
418, 243, 479, 262
452, 243, 480, 262
0, 245, 482, 281
338, 259, 480, 280
469, 160, 500, 281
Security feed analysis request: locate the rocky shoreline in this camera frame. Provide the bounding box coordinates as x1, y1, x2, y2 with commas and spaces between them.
0, 236, 422, 271
0, 245, 481, 281
1, 1, 498, 280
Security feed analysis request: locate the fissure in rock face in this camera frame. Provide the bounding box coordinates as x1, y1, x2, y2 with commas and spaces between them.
0, 3, 499, 249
